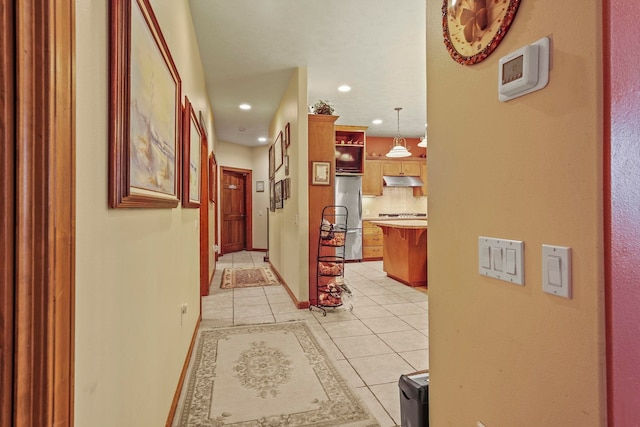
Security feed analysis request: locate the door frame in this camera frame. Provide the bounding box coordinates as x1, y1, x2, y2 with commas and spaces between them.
219, 166, 253, 254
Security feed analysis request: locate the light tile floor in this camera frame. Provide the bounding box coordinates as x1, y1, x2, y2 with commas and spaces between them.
201, 251, 429, 427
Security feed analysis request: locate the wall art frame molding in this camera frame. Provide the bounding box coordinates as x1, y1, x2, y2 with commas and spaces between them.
284, 122, 291, 148
274, 130, 284, 172
182, 96, 202, 208
109, 0, 182, 208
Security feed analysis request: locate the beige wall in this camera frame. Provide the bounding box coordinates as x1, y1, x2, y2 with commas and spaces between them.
427, 1, 605, 426
74, 0, 210, 425
268, 68, 311, 303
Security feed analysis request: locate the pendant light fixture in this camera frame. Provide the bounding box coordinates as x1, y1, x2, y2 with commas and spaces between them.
418, 124, 428, 147
385, 107, 411, 158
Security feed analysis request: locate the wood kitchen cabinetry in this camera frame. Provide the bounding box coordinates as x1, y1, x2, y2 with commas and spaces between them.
382, 160, 421, 176
413, 162, 428, 197
363, 160, 382, 196
308, 114, 338, 306
362, 220, 383, 260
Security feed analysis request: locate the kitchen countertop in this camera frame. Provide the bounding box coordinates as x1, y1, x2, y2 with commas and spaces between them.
363, 216, 428, 222
368, 219, 428, 228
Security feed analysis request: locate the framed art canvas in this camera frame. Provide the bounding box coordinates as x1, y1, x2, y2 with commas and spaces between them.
275, 180, 283, 209
285, 122, 291, 148
256, 181, 265, 192
275, 131, 283, 172
182, 96, 201, 208
312, 161, 331, 185
269, 179, 276, 212
109, 0, 182, 208
269, 144, 275, 179
209, 152, 217, 203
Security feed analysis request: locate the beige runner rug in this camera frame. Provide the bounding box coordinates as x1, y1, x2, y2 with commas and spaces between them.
220, 266, 279, 289
176, 321, 379, 427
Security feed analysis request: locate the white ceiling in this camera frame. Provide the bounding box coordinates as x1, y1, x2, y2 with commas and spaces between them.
189, 0, 426, 147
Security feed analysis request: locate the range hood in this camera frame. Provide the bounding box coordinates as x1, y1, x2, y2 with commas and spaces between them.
382, 176, 423, 187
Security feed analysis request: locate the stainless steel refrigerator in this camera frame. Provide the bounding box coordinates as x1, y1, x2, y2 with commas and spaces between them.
335, 176, 363, 260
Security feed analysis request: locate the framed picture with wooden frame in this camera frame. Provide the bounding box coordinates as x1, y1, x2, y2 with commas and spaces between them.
269, 144, 275, 179
285, 122, 291, 148
199, 110, 208, 138
275, 131, 283, 172
284, 177, 290, 199
109, 0, 182, 208
311, 161, 331, 185
269, 179, 276, 212
209, 152, 217, 203
275, 180, 283, 209
182, 96, 201, 208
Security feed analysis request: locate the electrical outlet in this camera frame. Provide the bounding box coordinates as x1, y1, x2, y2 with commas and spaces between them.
181, 303, 188, 314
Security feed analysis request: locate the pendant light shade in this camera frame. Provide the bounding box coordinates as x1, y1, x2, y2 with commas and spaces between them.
385, 107, 411, 158
418, 124, 428, 148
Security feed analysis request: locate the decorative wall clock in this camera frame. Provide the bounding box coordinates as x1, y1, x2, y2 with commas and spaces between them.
442, 0, 522, 65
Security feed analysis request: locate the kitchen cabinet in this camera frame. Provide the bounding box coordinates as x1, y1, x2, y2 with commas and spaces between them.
363, 160, 382, 196
369, 220, 428, 287
308, 114, 338, 305
382, 160, 421, 176
362, 220, 383, 260
413, 162, 428, 197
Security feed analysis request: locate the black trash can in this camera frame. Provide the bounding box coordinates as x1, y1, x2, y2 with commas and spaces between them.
398, 370, 429, 427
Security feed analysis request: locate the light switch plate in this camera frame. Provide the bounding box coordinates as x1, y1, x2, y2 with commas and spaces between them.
479, 237, 524, 285
542, 244, 572, 298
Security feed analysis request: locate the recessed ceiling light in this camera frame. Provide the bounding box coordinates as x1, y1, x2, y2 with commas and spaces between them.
338, 85, 351, 92
239, 103, 251, 110
258, 137, 267, 143
372, 119, 382, 125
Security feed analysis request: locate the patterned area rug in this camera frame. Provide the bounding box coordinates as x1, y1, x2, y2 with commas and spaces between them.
220, 267, 279, 289
176, 322, 379, 427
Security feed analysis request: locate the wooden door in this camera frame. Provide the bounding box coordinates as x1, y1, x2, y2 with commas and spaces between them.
221, 168, 252, 254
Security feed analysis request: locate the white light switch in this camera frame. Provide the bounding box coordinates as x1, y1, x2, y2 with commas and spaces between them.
542, 245, 571, 298
505, 248, 517, 275
492, 247, 503, 272
480, 245, 491, 269
479, 237, 524, 285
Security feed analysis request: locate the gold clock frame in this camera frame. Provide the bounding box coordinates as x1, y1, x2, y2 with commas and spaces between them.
442, 0, 522, 65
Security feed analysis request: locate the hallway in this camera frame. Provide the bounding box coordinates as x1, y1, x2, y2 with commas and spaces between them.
181, 251, 429, 426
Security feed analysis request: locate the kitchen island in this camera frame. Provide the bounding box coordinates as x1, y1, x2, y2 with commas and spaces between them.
369, 220, 427, 287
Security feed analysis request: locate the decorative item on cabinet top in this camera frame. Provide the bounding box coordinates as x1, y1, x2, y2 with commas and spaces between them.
311, 99, 334, 115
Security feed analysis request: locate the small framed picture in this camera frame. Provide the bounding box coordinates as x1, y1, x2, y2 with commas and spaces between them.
285, 122, 291, 148
312, 161, 331, 186
269, 180, 275, 212
256, 180, 265, 192
284, 154, 289, 176
275, 180, 283, 209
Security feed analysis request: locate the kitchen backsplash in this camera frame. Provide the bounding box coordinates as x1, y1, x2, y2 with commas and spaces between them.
362, 187, 428, 216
